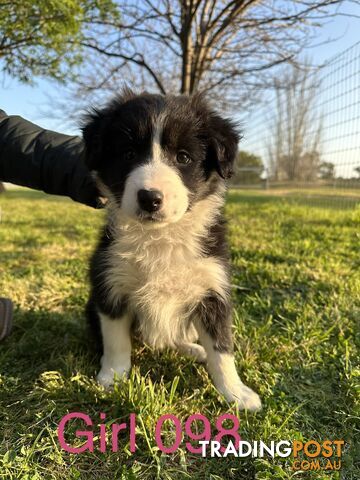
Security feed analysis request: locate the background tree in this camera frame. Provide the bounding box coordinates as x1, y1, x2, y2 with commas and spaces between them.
0, 0, 119, 192
268, 61, 323, 182
354, 166, 360, 178
230, 150, 264, 185
0, 0, 119, 82
56, 0, 350, 112
319, 161, 336, 180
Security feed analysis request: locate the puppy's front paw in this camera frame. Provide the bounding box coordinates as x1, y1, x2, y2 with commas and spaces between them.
219, 382, 262, 411
207, 353, 262, 411
97, 364, 130, 388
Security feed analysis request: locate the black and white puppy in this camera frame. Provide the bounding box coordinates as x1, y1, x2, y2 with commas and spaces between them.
83, 89, 261, 411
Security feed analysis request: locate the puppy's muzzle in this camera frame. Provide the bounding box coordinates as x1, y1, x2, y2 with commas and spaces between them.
137, 189, 163, 213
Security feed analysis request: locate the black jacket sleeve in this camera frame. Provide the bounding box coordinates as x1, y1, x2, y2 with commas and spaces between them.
0, 110, 100, 208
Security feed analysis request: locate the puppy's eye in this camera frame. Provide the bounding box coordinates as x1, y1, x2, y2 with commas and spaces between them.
176, 151, 192, 165
123, 149, 136, 161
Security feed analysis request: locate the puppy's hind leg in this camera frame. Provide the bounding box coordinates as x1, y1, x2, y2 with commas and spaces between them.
195, 292, 261, 411
97, 312, 132, 388
177, 342, 207, 363
176, 322, 207, 362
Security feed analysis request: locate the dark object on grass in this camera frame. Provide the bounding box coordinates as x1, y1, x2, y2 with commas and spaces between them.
0, 182, 4, 193
0, 297, 13, 341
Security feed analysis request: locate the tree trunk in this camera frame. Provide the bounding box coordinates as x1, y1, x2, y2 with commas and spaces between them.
180, 9, 193, 95
0, 182, 5, 193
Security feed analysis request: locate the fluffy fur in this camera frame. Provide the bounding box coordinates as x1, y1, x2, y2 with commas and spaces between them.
83, 89, 261, 411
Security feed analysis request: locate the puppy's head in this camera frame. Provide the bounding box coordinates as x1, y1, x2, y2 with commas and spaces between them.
82, 89, 240, 226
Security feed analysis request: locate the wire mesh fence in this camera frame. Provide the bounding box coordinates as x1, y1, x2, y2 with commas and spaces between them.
233, 41, 360, 208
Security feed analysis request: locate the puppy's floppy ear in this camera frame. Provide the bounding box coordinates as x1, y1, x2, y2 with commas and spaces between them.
81, 88, 136, 171
208, 114, 241, 179
81, 109, 105, 171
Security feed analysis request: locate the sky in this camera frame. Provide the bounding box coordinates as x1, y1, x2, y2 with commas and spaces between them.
1, 1, 359, 142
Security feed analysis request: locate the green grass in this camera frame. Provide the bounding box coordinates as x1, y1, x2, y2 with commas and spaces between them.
0, 188, 359, 480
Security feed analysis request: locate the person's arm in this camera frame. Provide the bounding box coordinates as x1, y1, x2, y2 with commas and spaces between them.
0, 110, 100, 208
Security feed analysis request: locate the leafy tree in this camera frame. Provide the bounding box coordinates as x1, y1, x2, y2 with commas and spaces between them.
0, 0, 119, 192
319, 161, 335, 180
0, 0, 119, 82
230, 150, 264, 185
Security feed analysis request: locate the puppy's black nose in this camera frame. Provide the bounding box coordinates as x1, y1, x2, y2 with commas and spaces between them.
137, 189, 163, 212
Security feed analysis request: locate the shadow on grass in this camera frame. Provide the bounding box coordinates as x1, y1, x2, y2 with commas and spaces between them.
0, 306, 204, 394
0, 307, 94, 380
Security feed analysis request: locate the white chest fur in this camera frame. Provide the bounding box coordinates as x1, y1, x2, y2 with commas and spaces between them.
103, 193, 228, 349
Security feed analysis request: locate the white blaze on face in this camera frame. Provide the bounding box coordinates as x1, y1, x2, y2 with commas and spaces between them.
121, 117, 189, 225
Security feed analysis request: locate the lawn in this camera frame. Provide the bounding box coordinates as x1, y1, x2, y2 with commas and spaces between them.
0, 188, 359, 480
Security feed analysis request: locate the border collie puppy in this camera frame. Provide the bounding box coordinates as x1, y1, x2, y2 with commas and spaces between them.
83, 89, 261, 411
